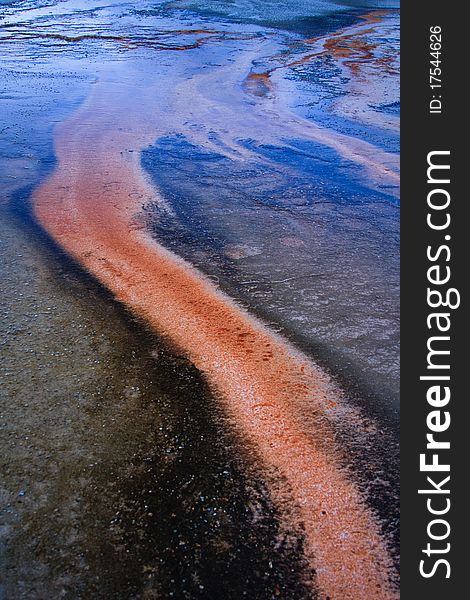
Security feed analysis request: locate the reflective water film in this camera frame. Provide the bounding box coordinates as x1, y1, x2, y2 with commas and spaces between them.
1, 1, 399, 598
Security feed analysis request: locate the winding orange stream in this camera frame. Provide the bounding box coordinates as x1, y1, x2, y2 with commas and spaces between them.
33, 71, 398, 599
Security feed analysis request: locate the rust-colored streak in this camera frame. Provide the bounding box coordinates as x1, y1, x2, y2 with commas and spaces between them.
243, 72, 273, 97
360, 10, 393, 25
33, 96, 398, 599
0, 27, 223, 52
244, 10, 399, 96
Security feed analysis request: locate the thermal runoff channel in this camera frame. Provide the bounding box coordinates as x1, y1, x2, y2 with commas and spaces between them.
0, 1, 400, 599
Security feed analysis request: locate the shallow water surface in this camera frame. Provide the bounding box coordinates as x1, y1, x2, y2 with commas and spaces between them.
1, 1, 399, 598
